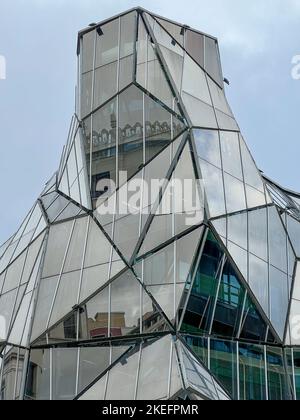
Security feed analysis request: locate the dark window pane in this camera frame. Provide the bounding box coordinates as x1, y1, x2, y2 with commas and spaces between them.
267, 347, 291, 400
181, 231, 271, 343
210, 338, 238, 399
239, 343, 266, 401
183, 335, 209, 367
181, 232, 223, 335
211, 261, 245, 338
156, 17, 184, 46
239, 296, 268, 343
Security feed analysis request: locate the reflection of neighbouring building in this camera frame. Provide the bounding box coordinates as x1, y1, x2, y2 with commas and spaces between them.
84, 118, 183, 201
0, 347, 25, 400
87, 310, 168, 338
46, 304, 168, 343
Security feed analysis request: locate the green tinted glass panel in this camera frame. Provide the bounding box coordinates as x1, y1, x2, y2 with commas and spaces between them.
239, 343, 266, 401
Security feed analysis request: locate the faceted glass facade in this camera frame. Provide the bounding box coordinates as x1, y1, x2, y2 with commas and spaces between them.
0, 7, 299, 400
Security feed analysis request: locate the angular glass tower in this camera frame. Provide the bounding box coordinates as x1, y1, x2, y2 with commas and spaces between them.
0, 8, 300, 400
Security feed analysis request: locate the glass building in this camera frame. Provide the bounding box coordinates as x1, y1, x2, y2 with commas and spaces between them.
0, 7, 300, 400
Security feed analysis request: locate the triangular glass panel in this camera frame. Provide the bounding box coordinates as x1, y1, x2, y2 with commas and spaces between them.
141, 15, 184, 97
31, 217, 125, 341
155, 16, 184, 47
78, 344, 133, 398
145, 13, 184, 57
0, 232, 46, 343
94, 137, 183, 262
79, 13, 136, 119
135, 227, 203, 324
82, 96, 117, 206
0, 202, 47, 275
182, 54, 212, 106
79, 344, 140, 400
211, 217, 227, 242
177, 340, 230, 400
135, 334, 178, 400
155, 44, 184, 93
138, 143, 204, 256
118, 84, 186, 182
84, 84, 186, 208
207, 77, 234, 117
144, 92, 186, 163
0, 237, 13, 262
179, 230, 279, 343
137, 15, 183, 112
196, 129, 270, 217
79, 334, 180, 401
58, 127, 91, 209
41, 192, 82, 223
212, 207, 291, 341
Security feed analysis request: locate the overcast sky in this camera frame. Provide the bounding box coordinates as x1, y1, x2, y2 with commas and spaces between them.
0, 0, 299, 243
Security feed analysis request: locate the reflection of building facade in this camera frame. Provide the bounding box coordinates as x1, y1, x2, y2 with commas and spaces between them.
0, 348, 25, 400
1, 7, 300, 400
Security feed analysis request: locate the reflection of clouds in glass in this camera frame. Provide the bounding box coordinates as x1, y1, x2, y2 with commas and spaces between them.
248, 208, 268, 261
268, 206, 288, 272
270, 266, 288, 339
220, 131, 243, 180
249, 254, 268, 314
200, 159, 225, 217
290, 300, 300, 344
240, 138, 264, 192
224, 173, 246, 213
228, 212, 247, 250
245, 185, 266, 208
228, 241, 248, 280
194, 129, 221, 168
